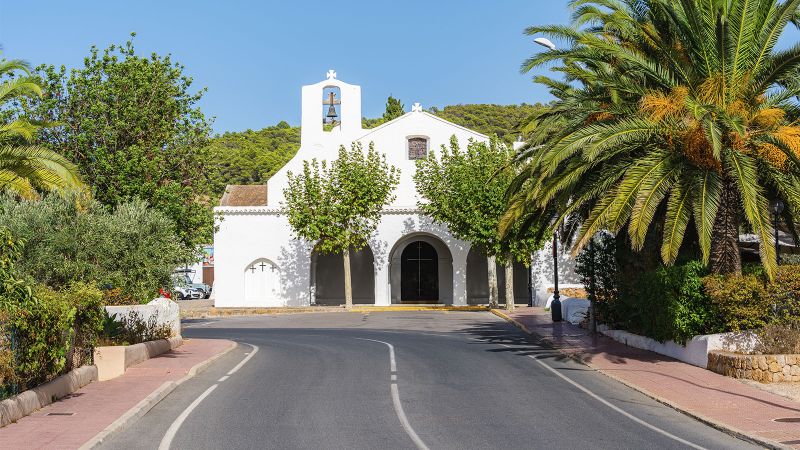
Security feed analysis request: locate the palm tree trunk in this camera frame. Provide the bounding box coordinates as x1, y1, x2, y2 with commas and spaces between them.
505, 255, 515, 312
343, 247, 353, 309
487, 254, 498, 309
709, 177, 742, 275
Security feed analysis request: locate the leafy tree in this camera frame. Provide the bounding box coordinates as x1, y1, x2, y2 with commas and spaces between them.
0, 192, 193, 304
383, 95, 405, 121
14, 35, 213, 248
282, 142, 399, 308
505, 0, 800, 279
415, 137, 543, 310
0, 58, 82, 196
205, 123, 301, 197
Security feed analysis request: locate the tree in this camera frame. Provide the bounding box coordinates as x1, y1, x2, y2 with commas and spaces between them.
0, 58, 82, 196
383, 95, 405, 121
415, 137, 542, 310
431, 104, 544, 145
505, 0, 800, 279
15, 34, 213, 248
282, 142, 399, 308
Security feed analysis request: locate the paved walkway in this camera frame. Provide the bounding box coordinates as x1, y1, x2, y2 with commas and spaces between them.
0, 338, 234, 450
496, 307, 800, 449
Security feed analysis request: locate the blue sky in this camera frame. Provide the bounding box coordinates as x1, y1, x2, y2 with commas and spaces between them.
1, 1, 799, 134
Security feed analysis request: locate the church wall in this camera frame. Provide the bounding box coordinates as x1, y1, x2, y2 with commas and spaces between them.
213, 210, 312, 308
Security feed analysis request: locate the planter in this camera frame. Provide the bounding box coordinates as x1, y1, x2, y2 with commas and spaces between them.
599, 328, 758, 368
707, 351, 800, 383
94, 336, 182, 381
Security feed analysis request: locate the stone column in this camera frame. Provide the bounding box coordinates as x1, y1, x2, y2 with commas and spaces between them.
452, 253, 468, 306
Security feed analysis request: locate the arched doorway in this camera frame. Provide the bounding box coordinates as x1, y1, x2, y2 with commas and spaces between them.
466, 247, 529, 305
401, 241, 439, 302
311, 246, 375, 305
389, 234, 453, 305
244, 258, 281, 306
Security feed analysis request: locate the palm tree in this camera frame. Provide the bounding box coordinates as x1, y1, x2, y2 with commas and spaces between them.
504, 0, 800, 278
0, 57, 82, 197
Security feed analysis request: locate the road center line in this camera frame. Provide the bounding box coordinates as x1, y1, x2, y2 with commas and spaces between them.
496, 342, 706, 450
355, 338, 429, 450
158, 343, 258, 450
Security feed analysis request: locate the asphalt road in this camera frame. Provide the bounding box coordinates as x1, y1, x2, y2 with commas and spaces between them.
99, 311, 759, 450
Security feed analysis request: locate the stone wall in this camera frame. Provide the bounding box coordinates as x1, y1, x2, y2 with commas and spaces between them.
707, 351, 800, 383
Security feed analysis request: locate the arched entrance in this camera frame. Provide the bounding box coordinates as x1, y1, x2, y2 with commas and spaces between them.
401, 241, 439, 302
389, 234, 453, 305
244, 258, 281, 306
466, 247, 529, 305
311, 246, 375, 305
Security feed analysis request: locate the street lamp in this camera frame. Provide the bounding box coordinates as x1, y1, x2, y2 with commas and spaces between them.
772, 199, 785, 265
534, 37, 557, 50
551, 230, 562, 322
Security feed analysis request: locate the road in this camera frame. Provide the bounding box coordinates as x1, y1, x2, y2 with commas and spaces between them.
100, 311, 758, 450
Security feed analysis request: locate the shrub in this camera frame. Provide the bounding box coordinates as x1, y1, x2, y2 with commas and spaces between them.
575, 233, 618, 324
0, 193, 195, 304
99, 310, 174, 346
35, 282, 104, 369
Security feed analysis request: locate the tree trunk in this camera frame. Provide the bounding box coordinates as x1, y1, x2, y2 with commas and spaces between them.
343, 247, 353, 309
709, 177, 742, 275
505, 256, 515, 312
487, 254, 498, 309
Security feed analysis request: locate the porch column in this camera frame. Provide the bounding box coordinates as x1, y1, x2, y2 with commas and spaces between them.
374, 259, 391, 306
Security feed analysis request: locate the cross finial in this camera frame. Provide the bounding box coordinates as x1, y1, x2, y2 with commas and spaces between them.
326, 69, 337, 80
412, 102, 422, 112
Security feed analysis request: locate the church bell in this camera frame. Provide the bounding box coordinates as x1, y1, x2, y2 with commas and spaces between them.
327, 103, 337, 120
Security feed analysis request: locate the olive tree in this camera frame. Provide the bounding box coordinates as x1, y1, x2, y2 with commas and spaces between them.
282, 142, 399, 308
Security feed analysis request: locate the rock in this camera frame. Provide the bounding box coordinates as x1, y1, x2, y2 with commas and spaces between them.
770, 361, 781, 373
758, 356, 768, 371
777, 355, 786, 366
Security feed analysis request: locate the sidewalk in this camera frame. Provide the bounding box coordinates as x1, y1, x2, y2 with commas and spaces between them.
494, 307, 800, 450
0, 338, 235, 450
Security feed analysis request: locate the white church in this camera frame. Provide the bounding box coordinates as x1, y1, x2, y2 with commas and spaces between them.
213, 71, 581, 308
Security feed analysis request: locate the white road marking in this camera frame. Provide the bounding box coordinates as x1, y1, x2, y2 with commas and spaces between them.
496, 342, 706, 450
158, 343, 259, 450
227, 344, 259, 375
355, 338, 429, 450
158, 384, 218, 450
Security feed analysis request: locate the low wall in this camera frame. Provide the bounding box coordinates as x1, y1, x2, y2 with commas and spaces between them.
94, 337, 183, 381
105, 298, 181, 337
0, 365, 97, 427
708, 351, 800, 383
599, 328, 758, 368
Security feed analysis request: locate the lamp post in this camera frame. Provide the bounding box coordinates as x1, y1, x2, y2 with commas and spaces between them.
551, 231, 562, 322
588, 235, 597, 334
527, 261, 534, 307
772, 199, 785, 266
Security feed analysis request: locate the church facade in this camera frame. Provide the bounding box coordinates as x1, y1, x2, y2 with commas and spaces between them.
213, 71, 581, 308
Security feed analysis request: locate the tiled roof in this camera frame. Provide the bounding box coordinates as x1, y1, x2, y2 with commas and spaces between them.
219, 185, 268, 207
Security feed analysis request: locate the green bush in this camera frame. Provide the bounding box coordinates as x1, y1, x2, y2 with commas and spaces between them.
100, 310, 173, 346
702, 273, 771, 331
0, 193, 195, 304
613, 261, 719, 343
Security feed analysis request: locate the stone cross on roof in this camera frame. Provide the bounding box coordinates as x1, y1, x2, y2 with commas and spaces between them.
326, 69, 337, 80
411, 102, 422, 112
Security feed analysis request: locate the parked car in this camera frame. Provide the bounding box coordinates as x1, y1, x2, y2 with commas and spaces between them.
173, 269, 212, 299
174, 285, 203, 300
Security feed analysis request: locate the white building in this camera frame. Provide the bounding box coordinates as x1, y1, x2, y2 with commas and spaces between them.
213, 71, 581, 307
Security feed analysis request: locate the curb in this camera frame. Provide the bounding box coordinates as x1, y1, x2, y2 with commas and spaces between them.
489, 309, 790, 450
80, 339, 238, 450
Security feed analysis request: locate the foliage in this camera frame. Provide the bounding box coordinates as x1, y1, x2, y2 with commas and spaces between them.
756, 323, 800, 354
0, 193, 193, 304
282, 142, 399, 254
505, 0, 800, 279
35, 282, 104, 369
99, 310, 173, 346
205, 123, 300, 198
0, 57, 83, 197
610, 261, 718, 343
383, 95, 405, 122
415, 137, 543, 264
703, 273, 773, 332
575, 233, 618, 322
13, 35, 213, 248
429, 104, 543, 144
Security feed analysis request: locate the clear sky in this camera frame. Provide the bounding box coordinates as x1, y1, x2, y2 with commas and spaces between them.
1, 1, 799, 134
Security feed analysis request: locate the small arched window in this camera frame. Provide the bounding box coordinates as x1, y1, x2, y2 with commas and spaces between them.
408, 137, 429, 160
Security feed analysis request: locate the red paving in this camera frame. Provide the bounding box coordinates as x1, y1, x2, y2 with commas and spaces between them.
502, 307, 800, 449
0, 338, 234, 450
